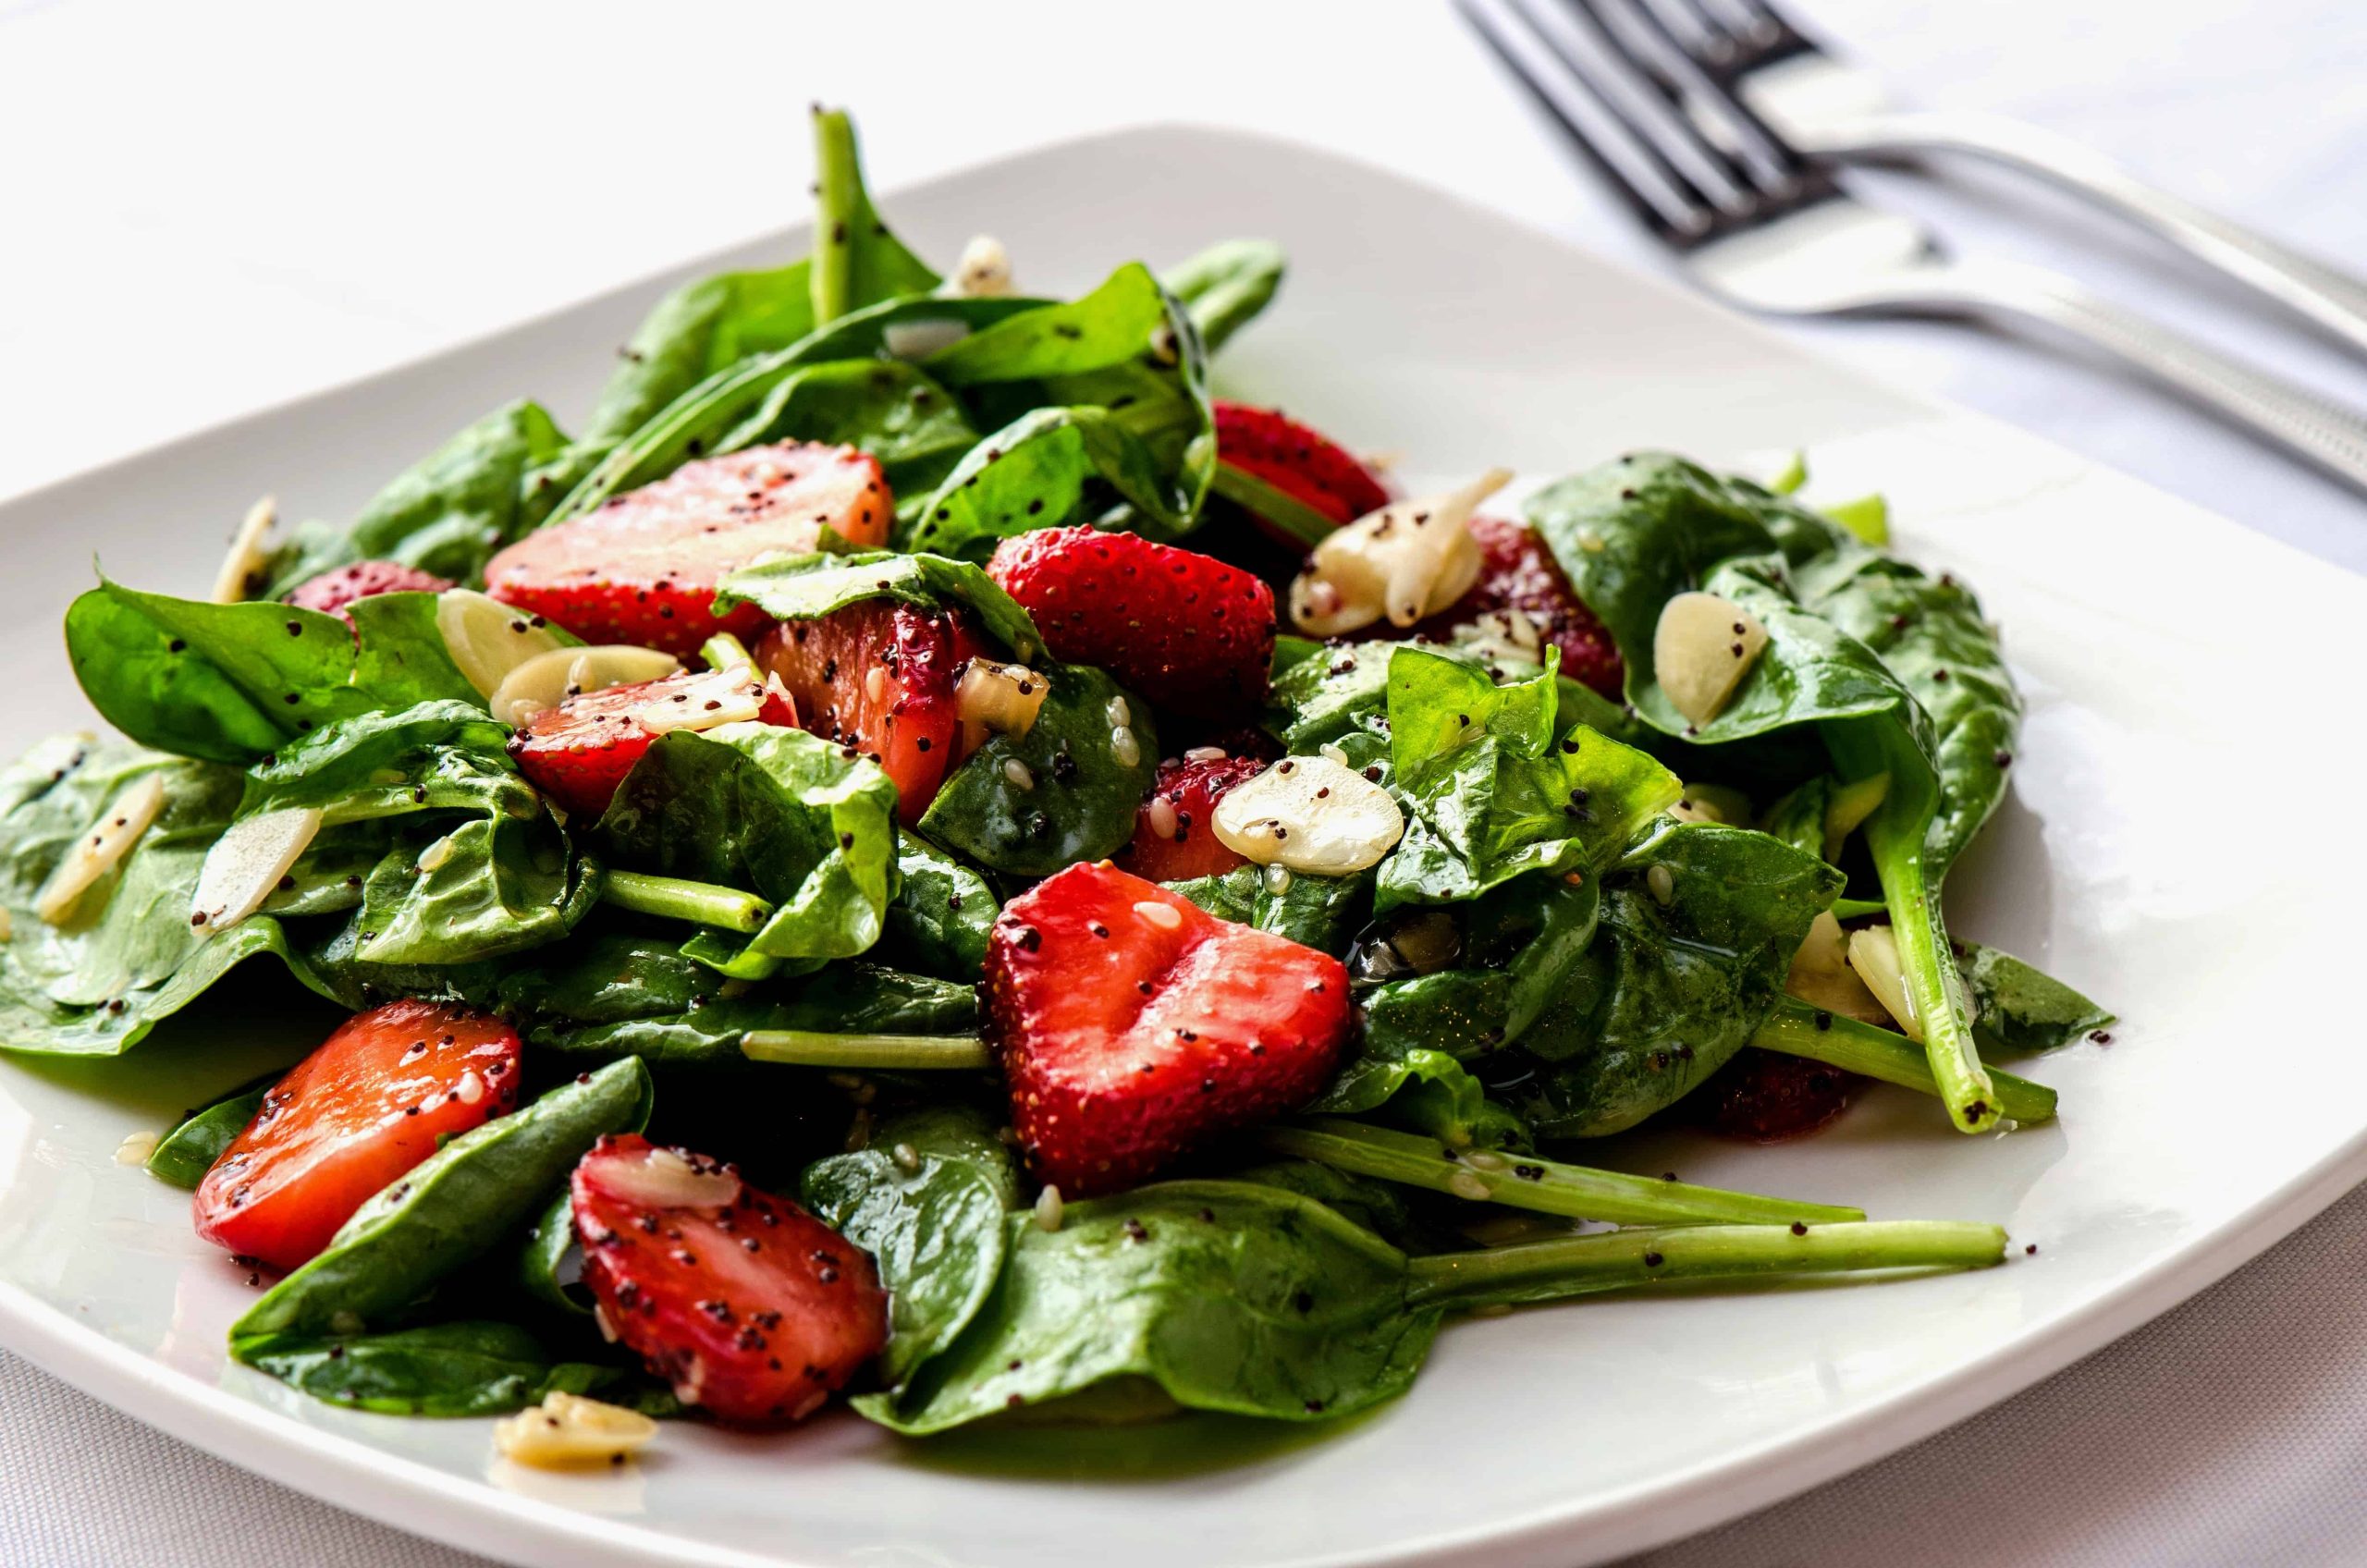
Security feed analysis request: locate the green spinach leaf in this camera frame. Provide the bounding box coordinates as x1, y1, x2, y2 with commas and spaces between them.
915, 662, 1156, 876
595, 725, 897, 968
1960, 942, 2115, 1054
881, 834, 999, 981
1165, 863, 1370, 952
809, 107, 939, 324
146, 1080, 271, 1189
801, 1104, 1018, 1390
231, 1320, 671, 1418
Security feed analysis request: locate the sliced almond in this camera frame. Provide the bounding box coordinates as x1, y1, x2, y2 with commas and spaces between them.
955, 660, 1049, 753
1288, 470, 1510, 637
493, 1390, 658, 1470
190, 805, 323, 936
489, 644, 681, 728
1211, 755, 1404, 876
435, 589, 574, 698
1668, 782, 1751, 827
1654, 592, 1767, 727
35, 773, 167, 925
636, 666, 768, 735
1785, 911, 1892, 1024
589, 1145, 743, 1210
210, 496, 276, 605
946, 234, 1015, 299
1846, 925, 1920, 1041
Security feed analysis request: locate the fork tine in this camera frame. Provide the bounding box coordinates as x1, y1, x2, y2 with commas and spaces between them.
1459, 0, 1719, 244
1564, 0, 1787, 187
1502, 0, 1756, 215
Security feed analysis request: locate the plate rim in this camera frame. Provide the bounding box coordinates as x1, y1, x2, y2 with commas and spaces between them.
4, 117, 2361, 1568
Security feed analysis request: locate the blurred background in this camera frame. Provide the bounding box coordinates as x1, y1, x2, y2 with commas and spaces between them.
2, 2, 2364, 1565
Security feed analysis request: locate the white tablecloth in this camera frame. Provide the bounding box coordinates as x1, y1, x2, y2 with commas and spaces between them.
3, 2, 2362, 1564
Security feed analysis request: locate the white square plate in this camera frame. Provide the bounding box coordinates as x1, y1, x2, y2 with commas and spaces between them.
2, 124, 2361, 1568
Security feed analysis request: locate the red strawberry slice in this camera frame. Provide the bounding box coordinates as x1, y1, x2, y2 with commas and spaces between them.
508, 666, 796, 819
753, 602, 985, 825
571, 1134, 888, 1426
985, 528, 1273, 720
484, 443, 892, 655
284, 560, 456, 624
1409, 515, 1625, 698
1213, 401, 1390, 537
987, 863, 1351, 1195
193, 1000, 521, 1272
1117, 753, 1267, 883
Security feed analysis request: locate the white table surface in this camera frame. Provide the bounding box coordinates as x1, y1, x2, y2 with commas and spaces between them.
2, 1, 2362, 1564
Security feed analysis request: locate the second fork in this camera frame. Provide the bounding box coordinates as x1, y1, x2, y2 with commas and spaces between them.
1466, 0, 2367, 494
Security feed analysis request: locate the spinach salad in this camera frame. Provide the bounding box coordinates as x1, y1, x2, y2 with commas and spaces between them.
0, 110, 2109, 1458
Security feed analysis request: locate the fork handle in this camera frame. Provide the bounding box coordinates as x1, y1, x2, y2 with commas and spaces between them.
1797, 109, 2367, 361
1923, 262, 2367, 493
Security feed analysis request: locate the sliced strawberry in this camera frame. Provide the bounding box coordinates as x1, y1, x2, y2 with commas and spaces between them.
193, 1001, 521, 1272
1409, 515, 1625, 698
987, 863, 1351, 1195
753, 602, 984, 825
1695, 1050, 1860, 1143
1213, 401, 1390, 537
284, 560, 455, 624
986, 528, 1273, 720
1117, 753, 1267, 883
484, 443, 892, 655
572, 1134, 887, 1426
508, 666, 796, 819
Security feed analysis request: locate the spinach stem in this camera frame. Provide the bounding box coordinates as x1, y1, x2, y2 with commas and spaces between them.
700, 632, 754, 672
1869, 827, 1998, 1133
1209, 461, 1342, 548
810, 109, 861, 325
1752, 997, 2057, 1124
600, 869, 771, 934
1406, 1219, 2007, 1309
741, 1031, 993, 1070
1267, 1119, 1862, 1228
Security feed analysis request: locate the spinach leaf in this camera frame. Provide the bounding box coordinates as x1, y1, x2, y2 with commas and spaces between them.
341, 592, 493, 709
514, 1187, 588, 1317
1495, 821, 1842, 1138
497, 932, 975, 1065
233, 1057, 652, 1337
1354, 875, 1601, 1069
859, 1181, 1438, 1434
881, 834, 999, 981
595, 725, 897, 967
1960, 942, 2115, 1054
716, 549, 1042, 665
231, 1320, 669, 1418
1306, 1047, 1530, 1154
862, 1178, 2005, 1434
65, 585, 378, 766
809, 107, 939, 325
242, 702, 596, 964
1527, 454, 2022, 1130
801, 1104, 1018, 1390
1166, 863, 1370, 952
902, 264, 1215, 556
1220, 1160, 1430, 1252
575, 264, 814, 466
1160, 239, 1285, 354
708, 359, 980, 499
0, 735, 343, 1056
916, 662, 1156, 876
262, 400, 573, 594
147, 1081, 271, 1188
1376, 648, 1678, 913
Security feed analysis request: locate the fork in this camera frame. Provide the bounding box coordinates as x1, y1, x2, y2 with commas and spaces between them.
1461, 0, 2367, 494
1650, 0, 2367, 364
